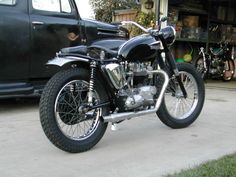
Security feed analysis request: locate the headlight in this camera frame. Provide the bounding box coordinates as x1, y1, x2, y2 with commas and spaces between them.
159, 26, 176, 45
118, 27, 129, 38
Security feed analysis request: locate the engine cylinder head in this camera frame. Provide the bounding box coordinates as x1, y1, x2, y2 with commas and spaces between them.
105, 63, 126, 89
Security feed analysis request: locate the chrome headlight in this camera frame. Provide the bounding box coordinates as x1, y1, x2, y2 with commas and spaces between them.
159, 26, 176, 45
118, 27, 129, 38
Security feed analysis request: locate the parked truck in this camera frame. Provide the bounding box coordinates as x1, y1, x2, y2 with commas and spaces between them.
0, 0, 128, 98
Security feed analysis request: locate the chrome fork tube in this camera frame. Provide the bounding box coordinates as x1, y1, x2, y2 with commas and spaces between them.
103, 69, 169, 123
200, 47, 208, 73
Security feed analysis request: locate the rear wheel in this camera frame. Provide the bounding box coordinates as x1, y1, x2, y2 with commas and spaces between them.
39, 68, 108, 153
222, 59, 235, 81
157, 63, 205, 129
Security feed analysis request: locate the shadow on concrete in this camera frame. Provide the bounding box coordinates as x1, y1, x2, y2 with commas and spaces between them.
0, 97, 40, 113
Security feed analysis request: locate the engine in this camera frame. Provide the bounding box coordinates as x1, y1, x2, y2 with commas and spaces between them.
209, 57, 224, 75
105, 62, 158, 112
116, 85, 157, 111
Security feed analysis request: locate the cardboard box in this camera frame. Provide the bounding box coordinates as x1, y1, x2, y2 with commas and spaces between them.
182, 16, 199, 27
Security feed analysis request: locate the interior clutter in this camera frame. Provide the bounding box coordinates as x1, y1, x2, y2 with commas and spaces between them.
167, 0, 236, 79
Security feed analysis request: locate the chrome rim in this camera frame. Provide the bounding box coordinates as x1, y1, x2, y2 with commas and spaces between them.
164, 72, 199, 119
54, 80, 101, 141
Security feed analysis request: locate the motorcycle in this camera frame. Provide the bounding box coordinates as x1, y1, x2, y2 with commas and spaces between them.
195, 42, 235, 81
39, 20, 205, 153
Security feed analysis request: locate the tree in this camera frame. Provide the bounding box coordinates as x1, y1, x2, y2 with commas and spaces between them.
89, 0, 139, 23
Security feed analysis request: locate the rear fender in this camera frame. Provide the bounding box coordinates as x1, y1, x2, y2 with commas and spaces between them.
47, 55, 90, 67
47, 55, 115, 109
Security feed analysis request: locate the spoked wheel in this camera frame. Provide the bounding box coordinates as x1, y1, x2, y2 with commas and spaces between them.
157, 63, 205, 129
195, 57, 207, 79
222, 59, 235, 81
55, 80, 101, 141
40, 68, 108, 153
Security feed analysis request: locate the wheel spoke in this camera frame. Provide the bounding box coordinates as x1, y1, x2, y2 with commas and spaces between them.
54, 80, 101, 141
164, 71, 199, 119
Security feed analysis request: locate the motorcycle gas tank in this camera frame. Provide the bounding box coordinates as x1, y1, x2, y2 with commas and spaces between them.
118, 34, 158, 62
211, 48, 224, 56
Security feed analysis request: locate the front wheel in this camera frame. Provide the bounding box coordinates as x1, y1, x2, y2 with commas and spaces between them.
39, 68, 109, 153
157, 63, 205, 129
194, 56, 207, 79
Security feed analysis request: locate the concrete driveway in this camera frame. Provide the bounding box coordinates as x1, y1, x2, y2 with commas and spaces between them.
0, 81, 236, 177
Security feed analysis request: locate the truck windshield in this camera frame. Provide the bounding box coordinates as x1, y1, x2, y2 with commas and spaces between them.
75, 0, 94, 19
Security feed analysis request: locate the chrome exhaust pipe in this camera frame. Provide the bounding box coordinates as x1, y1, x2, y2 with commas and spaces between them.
103, 70, 169, 123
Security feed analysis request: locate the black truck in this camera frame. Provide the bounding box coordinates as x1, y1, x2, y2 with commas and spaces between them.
0, 0, 128, 98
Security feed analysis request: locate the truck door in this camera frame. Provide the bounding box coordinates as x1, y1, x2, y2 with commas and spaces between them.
29, 0, 82, 79
0, 0, 30, 81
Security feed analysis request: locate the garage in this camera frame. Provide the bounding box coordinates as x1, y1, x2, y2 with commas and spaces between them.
114, 0, 236, 81
167, 0, 236, 80
136, 0, 236, 80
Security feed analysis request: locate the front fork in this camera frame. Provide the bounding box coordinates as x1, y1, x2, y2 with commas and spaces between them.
166, 50, 188, 98
200, 47, 208, 74
158, 33, 188, 98
158, 35, 187, 98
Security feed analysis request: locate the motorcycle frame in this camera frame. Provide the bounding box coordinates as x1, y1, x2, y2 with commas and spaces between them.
47, 32, 187, 113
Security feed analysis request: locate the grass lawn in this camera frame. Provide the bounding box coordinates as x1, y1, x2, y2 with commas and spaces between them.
165, 153, 236, 177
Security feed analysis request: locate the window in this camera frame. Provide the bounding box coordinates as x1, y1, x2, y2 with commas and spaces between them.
75, 0, 95, 19
32, 0, 71, 13
61, 0, 71, 13
0, 0, 16, 5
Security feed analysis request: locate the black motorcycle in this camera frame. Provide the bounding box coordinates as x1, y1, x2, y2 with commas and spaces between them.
39, 21, 205, 153
195, 42, 235, 81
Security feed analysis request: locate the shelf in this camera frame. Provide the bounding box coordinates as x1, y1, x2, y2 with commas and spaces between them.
210, 18, 236, 26
209, 41, 236, 46
209, 40, 221, 44
172, 6, 208, 15
176, 38, 207, 43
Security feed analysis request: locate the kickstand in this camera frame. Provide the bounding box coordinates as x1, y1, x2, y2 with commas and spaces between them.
111, 123, 118, 131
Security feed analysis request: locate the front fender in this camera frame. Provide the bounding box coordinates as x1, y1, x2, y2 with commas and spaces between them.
47, 56, 90, 67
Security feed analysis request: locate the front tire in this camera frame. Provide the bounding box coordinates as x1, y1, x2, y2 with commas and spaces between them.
39, 68, 108, 153
195, 56, 207, 80
157, 63, 205, 129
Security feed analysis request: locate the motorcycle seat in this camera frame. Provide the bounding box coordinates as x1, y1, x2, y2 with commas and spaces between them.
87, 45, 118, 59
60, 39, 126, 58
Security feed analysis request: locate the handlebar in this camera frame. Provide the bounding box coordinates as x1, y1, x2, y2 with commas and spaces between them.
121, 17, 168, 34
121, 21, 151, 33
121, 21, 160, 37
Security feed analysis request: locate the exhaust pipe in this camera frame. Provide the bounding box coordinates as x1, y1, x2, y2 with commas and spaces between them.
103, 70, 169, 123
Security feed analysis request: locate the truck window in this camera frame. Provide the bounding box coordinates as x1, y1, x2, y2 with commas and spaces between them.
0, 0, 16, 5
32, 0, 71, 13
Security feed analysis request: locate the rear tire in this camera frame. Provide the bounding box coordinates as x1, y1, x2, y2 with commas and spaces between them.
157, 63, 205, 129
39, 68, 108, 153
222, 59, 235, 81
